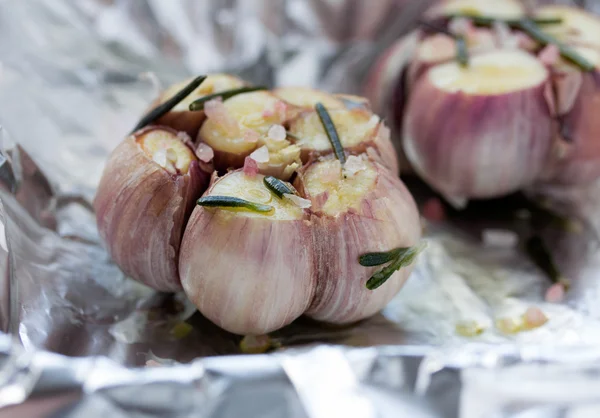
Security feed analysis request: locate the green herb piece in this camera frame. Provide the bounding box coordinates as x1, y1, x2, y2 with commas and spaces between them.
518, 19, 595, 72
315, 102, 346, 165
446, 14, 562, 28
263, 176, 295, 199
359, 247, 410, 267
132, 75, 207, 133
524, 236, 562, 284
455, 36, 469, 68
197, 196, 274, 213
189, 86, 267, 111
366, 242, 427, 290
418, 20, 469, 67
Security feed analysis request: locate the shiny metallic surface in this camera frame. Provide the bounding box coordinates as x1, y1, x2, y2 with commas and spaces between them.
0, 0, 598, 416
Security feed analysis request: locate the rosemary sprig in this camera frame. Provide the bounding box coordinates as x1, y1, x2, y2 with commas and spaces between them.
132, 75, 206, 133
446, 14, 562, 28
364, 242, 427, 290
418, 20, 469, 67
189, 86, 267, 111
315, 103, 346, 165
359, 247, 409, 267
517, 19, 595, 72
197, 196, 274, 213
263, 176, 295, 199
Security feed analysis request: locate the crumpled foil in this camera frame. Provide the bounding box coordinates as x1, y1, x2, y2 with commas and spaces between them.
1, 0, 600, 416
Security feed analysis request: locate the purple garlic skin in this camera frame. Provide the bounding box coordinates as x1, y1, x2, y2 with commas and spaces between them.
94, 126, 209, 291
403, 50, 555, 200
179, 170, 316, 335
295, 156, 422, 324
545, 59, 600, 185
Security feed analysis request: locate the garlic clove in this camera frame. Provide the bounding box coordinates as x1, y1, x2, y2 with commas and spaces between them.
288, 107, 399, 173
151, 74, 247, 137
94, 127, 210, 291
179, 170, 315, 335
403, 49, 555, 199
197, 91, 301, 177
534, 6, 600, 49
543, 46, 600, 185
294, 155, 421, 324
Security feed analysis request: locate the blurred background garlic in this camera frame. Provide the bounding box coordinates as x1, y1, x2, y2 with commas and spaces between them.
365, 0, 600, 202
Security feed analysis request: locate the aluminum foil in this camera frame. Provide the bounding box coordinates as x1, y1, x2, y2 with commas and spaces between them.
1, 0, 600, 416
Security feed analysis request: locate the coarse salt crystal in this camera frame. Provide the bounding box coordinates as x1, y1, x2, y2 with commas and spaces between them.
249, 145, 270, 163
196, 143, 214, 163
482, 229, 518, 248
268, 124, 287, 142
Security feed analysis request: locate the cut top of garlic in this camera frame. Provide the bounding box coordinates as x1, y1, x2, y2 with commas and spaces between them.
438, 0, 525, 20
273, 87, 345, 110
303, 155, 377, 216
288, 108, 380, 152
199, 91, 292, 155
137, 129, 196, 174
208, 171, 305, 220
429, 49, 548, 95
160, 73, 246, 112
535, 6, 600, 49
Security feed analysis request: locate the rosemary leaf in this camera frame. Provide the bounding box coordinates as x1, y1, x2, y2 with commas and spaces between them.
518, 19, 595, 72
315, 103, 346, 165
197, 196, 274, 213
456, 36, 469, 68
263, 176, 295, 199
132, 75, 207, 133
189, 86, 267, 111
359, 247, 407, 267
446, 14, 562, 28
366, 242, 427, 290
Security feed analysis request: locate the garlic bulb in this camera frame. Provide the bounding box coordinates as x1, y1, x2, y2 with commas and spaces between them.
94, 127, 210, 291
179, 170, 315, 335
152, 74, 247, 138
197, 91, 301, 179
544, 46, 600, 185
403, 49, 555, 200
294, 155, 421, 324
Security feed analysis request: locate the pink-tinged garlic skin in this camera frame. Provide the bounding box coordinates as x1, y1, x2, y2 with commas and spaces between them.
152, 74, 247, 138
294, 156, 421, 324
545, 48, 600, 185
403, 50, 555, 199
179, 170, 315, 335
94, 127, 209, 291
288, 107, 400, 173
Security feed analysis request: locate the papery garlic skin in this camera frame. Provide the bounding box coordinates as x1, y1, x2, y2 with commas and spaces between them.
288, 107, 399, 173
197, 91, 301, 178
544, 47, 600, 185
179, 170, 315, 335
153, 74, 247, 137
294, 156, 421, 324
403, 49, 555, 199
94, 127, 209, 291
